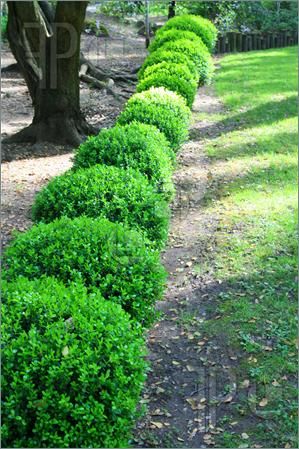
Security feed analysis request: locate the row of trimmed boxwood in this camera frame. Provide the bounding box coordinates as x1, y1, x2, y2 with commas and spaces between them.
1, 14, 217, 448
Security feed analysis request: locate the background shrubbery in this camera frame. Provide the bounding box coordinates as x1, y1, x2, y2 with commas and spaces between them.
3, 217, 167, 325
32, 164, 170, 248
2, 276, 147, 448
159, 14, 217, 52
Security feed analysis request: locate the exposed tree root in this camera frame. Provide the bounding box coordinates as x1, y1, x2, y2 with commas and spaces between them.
3, 116, 95, 146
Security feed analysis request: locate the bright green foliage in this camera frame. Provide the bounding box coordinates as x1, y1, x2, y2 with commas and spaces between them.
141, 61, 197, 84
3, 217, 167, 325
117, 87, 191, 150
32, 165, 170, 249
159, 14, 217, 52
138, 50, 198, 81
148, 29, 203, 54
1, 276, 147, 448
160, 38, 214, 85
137, 62, 197, 108
73, 123, 175, 199
1, 14, 7, 40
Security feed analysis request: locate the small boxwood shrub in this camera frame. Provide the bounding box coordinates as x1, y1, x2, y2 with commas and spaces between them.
148, 29, 203, 54
32, 165, 170, 248
142, 61, 196, 84
137, 63, 197, 108
160, 38, 214, 86
117, 87, 191, 150
3, 216, 167, 325
158, 14, 218, 52
73, 122, 175, 199
1, 276, 147, 448
138, 50, 198, 81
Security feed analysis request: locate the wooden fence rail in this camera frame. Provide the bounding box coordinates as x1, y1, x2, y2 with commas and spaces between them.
215, 31, 298, 54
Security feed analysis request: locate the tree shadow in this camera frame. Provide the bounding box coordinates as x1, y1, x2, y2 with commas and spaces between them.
203, 157, 297, 206
190, 95, 297, 143
209, 131, 297, 160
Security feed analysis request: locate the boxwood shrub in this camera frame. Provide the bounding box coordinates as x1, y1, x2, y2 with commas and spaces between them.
137, 63, 197, 108
158, 14, 218, 53
148, 29, 203, 54
1, 276, 147, 448
73, 122, 175, 199
3, 216, 167, 325
117, 87, 191, 150
138, 50, 198, 81
159, 38, 214, 86
32, 165, 170, 248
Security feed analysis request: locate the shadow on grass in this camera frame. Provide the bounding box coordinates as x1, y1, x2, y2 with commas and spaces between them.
208, 131, 298, 160
203, 157, 297, 206
191, 95, 297, 143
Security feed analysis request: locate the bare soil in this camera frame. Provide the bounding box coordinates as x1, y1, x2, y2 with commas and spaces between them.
133, 87, 237, 448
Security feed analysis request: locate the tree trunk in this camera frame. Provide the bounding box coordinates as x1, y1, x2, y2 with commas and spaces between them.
5, 1, 92, 146
168, 1, 176, 19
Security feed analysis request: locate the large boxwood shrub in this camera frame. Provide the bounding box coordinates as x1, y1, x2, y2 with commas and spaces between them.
32, 165, 170, 249
158, 14, 218, 52
148, 28, 203, 54
1, 276, 147, 448
138, 50, 198, 81
159, 38, 214, 85
117, 87, 191, 150
137, 63, 197, 108
3, 217, 167, 325
73, 122, 175, 199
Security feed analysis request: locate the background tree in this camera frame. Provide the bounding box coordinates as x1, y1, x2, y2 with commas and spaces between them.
5, 1, 90, 146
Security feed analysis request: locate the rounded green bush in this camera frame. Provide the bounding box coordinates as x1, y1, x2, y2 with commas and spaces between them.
160, 38, 214, 86
32, 165, 170, 248
138, 49, 198, 81
1, 276, 147, 448
137, 63, 197, 108
158, 14, 218, 53
3, 217, 167, 325
73, 123, 175, 199
148, 28, 203, 54
117, 87, 191, 150
142, 61, 196, 84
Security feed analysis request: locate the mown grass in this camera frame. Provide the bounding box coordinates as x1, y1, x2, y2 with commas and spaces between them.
202, 47, 298, 448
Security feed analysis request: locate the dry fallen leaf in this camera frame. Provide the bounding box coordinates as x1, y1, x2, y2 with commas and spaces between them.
259, 398, 268, 407
172, 360, 180, 366
223, 395, 234, 403
156, 387, 165, 394
188, 428, 198, 440
151, 421, 163, 429
272, 380, 280, 387
62, 346, 69, 357
187, 365, 196, 372
242, 379, 250, 388
241, 433, 249, 440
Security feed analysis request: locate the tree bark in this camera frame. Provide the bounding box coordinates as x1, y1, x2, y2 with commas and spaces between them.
5, 1, 92, 146
168, 1, 176, 19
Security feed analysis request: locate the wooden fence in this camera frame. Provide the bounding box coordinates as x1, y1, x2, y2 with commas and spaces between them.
215, 31, 298, 54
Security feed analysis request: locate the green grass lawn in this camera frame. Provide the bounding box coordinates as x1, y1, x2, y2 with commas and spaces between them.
201, 47, 298, 448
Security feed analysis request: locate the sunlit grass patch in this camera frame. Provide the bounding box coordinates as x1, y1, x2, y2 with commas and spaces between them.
203, 47, 298, 448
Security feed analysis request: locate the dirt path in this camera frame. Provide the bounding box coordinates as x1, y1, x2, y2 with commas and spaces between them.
134, 87, 234, 448
1, 154, 73, 248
